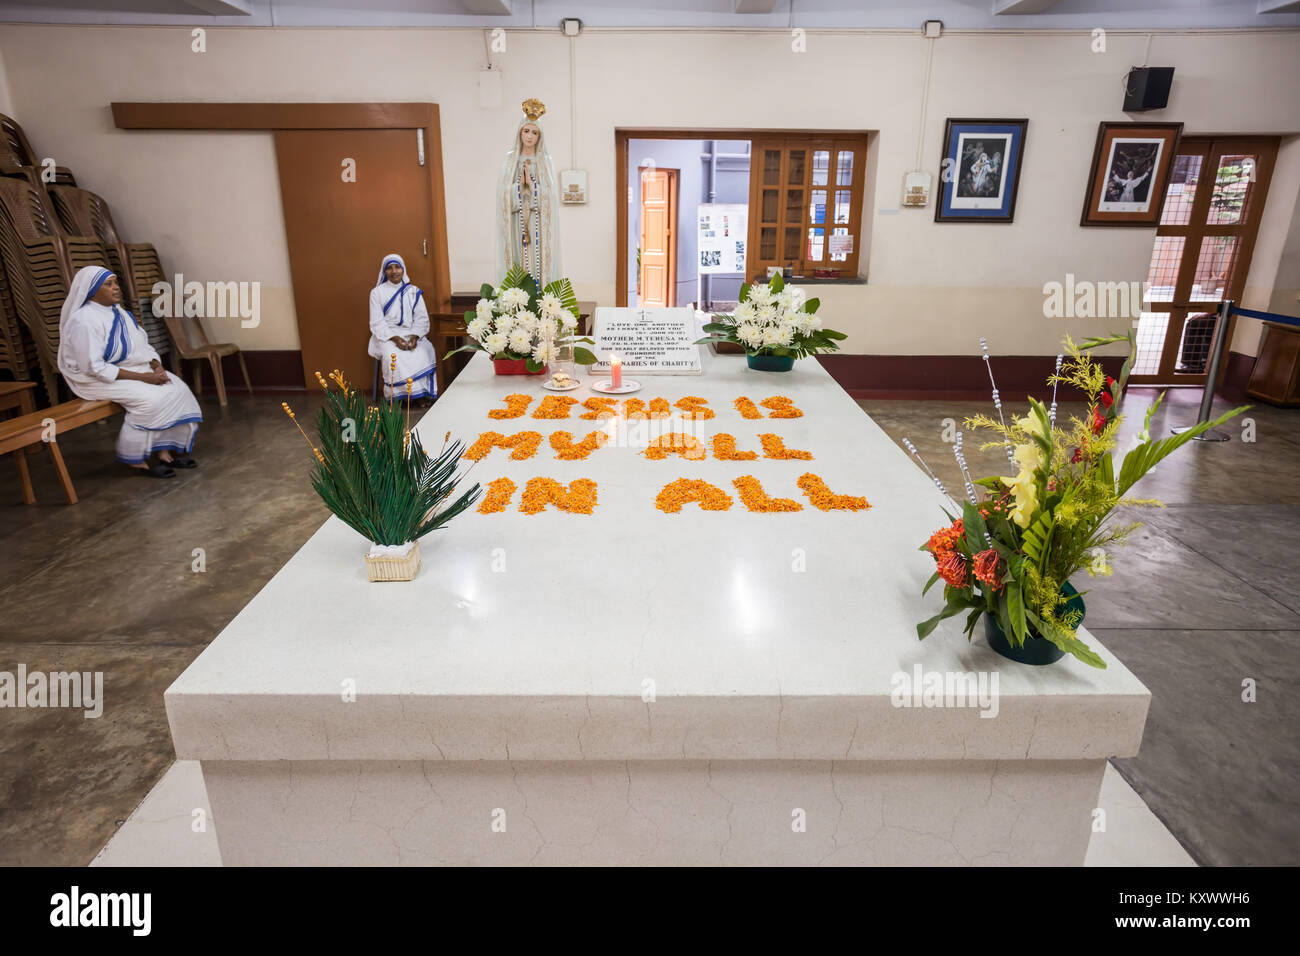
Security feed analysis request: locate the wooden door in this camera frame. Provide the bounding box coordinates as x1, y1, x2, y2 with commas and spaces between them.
1134, 136, 1278, 385
275, 128, 434, 390
639, 167, 676, 308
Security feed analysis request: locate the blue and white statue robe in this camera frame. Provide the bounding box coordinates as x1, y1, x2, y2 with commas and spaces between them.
57, 300, 202, 463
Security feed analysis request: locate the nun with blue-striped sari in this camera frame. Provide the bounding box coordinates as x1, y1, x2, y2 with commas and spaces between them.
57, 265, 202, 478
368, 252, 437, 403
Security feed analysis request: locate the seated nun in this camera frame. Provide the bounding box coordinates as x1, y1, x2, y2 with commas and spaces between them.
57, 265, 203, 479
368, 252, 437, 405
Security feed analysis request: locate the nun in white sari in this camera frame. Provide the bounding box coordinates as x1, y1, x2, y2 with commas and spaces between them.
57, 265, 202, 477
368, 253, 437, 402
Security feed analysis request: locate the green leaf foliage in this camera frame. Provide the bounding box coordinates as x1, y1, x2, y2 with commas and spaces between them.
310, 382, 481, 546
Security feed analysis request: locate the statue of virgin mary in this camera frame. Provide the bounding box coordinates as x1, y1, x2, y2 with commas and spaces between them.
496, 98, 562, 289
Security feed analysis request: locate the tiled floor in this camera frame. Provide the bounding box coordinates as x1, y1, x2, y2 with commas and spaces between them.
2, 385, 1296, 866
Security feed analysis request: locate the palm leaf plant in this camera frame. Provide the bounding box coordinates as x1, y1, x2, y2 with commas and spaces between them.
283, 370, 481, 547
447, 265, 596, 372
915, 331, 1247, 668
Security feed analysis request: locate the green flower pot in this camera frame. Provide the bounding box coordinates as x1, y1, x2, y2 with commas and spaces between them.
746, 352, 794, 372
984, 582, 1085, 666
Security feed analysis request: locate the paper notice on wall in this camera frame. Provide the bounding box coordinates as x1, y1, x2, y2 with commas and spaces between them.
697, 203, 747, 275
828, 233, 853, 257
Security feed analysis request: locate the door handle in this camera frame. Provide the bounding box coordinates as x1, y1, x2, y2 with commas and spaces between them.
423, 239, 428, 256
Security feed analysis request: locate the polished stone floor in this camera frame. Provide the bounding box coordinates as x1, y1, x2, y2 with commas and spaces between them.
0, 385, 1296, 865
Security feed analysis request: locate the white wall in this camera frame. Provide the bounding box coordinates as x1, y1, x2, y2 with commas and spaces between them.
0, 41, 12, 117
1, 24, 1298, 358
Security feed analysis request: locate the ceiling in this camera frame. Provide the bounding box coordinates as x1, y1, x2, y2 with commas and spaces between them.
1, 0, 1299, 30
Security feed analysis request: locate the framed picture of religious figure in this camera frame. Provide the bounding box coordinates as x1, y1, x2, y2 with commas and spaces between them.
1080, 121, 1183, 226
935, 118, 1028, 222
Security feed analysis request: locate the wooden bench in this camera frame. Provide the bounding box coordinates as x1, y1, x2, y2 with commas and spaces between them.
0, 396, 121, 504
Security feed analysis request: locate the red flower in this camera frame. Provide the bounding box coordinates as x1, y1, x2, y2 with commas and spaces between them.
936, 551, 968, 588
1071, 447, 1083, 463
1100, 389, 1113, 409
1091, 406, 1106, 434
972, 549, 1003, 591
926, 518, 965, 557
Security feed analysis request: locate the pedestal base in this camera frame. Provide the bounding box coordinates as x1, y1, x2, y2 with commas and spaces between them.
202, 758, 1105, 866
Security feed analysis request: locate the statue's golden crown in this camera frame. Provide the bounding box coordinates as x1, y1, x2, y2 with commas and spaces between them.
521, 98, 546, 121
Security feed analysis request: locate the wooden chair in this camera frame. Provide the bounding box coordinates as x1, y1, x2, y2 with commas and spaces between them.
160, 310, 252, 406
0, 395, 121, 504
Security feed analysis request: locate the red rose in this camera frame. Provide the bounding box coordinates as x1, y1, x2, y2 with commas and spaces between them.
972, 548, 1003, 591
936, 551, 968, 588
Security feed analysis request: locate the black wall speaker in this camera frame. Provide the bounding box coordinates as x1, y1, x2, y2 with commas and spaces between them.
1124, 67, 1175, 112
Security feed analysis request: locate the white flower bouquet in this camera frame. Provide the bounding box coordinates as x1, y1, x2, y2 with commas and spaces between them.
694, 273, 846, 370
448, 265, 596, 373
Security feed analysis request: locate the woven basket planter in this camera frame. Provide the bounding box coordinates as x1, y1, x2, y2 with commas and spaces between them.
364, 541, 421, 582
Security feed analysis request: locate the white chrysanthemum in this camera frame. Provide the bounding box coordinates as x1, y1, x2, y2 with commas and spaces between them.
774, 291, 793, 314
475, 298, 493, 322
495, 312, 516, 335
515, 309, 539, 332
466, 316, 490, 341
538, 293, 563, 317
532, 338, 553, 365
788, 287, 806, 311
559, 310, 578, 330
500, 286, 529, 311
756, 303, 778, 325
760, 326, 786, 348
733, 300, 757, 322
483, 331, 507, 355
774, 324, 795, 347
736, 322, 763, 349
507, 326, 533, 355
747, 284, 774, 307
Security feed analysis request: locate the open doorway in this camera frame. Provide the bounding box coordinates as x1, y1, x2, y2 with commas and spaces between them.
626, 138, 751, 311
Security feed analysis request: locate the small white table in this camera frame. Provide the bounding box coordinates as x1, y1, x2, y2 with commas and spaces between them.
166, 352, 1149, 865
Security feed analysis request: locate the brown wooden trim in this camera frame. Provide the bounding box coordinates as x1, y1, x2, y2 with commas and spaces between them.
815, 353, 1125, 402
616, 130, 628, 307
424, 105, 452, 313
615, 127, 871, 306
182, 349, 307, 393
112, 102, 437, 131
1219, 349, 1256, 404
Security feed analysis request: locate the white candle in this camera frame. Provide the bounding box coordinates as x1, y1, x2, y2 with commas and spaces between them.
610, 354, 622, 389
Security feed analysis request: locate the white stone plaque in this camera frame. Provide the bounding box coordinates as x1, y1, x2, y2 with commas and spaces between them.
588, 307, 702, 375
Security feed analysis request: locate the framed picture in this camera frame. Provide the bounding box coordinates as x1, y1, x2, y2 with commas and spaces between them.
1080, 122, 1183, 226
935, 119, 1028, 223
